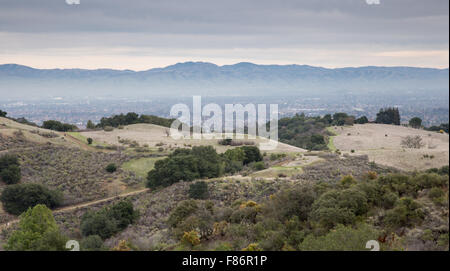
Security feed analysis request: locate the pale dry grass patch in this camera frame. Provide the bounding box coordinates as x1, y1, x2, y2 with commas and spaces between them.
332, 124, 449, 171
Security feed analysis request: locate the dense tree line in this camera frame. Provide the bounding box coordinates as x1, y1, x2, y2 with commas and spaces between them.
278, 113, 357, 151
0, 183, 63, 215
146, 145, 263, 188
0, 154, 21, 184
375, 107, 400, 125
425, 123, 449, 133
42, 120, 78, 132
96, 112, 175, 128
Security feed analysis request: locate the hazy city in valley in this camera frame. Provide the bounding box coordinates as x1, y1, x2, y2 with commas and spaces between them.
0, 0, 448, 261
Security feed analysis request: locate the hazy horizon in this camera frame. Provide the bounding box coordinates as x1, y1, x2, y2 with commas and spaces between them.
1, 61, 449, 72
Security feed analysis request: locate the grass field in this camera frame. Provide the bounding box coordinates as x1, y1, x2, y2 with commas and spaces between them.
326, 126, 339, 151
80, 123, 305, 154
332, 123, 449, 171
68, 132, 110, 147
250, 165, 303, 178
121, 157, 165, 178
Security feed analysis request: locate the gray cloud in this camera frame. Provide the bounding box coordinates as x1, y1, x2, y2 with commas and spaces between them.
0, 0, 448, 68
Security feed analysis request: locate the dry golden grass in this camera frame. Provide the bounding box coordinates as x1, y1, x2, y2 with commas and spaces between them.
80, 123, 305, 153
331, 123, 449, 171
0, 117, 93, 151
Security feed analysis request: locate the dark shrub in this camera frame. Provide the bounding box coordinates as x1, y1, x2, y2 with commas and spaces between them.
0, 154, 22, 184
381, 192, 399, 209
189, 181, 209, 199
218, 138, 233, 145
147, 146, 221, 188
241, 146, 262, 165
42, 120, 77, 132
375, 107, 400, 125
251, 161, 266, 171
108, 200, 139, 230
80, 210, 118, 239
80, 235, 105, 251
267, 185, 317, 221
428, 187, 444, 200
147, 155, 200, 188
106, 163, 117, 173
378, 174, 419, 197
309, 189, 368, 230
0, 154, 19, 171
80, 200, 138, 239
167, 200, 198, 228
384, 197, 424, 229
0, 183, 63, 215
0, 164, 21, 184
355, 116, 369, 124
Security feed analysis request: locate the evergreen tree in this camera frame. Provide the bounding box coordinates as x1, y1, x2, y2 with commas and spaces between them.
6, 204, 68, 251
409, 117, 422, 129
86, 120, 96, 129
375, 107, 400, 125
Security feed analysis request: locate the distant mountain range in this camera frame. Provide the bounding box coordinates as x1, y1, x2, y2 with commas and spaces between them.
0, 62, 448, 99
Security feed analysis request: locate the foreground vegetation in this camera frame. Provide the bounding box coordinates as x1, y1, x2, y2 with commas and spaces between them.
0, 108, 448, 251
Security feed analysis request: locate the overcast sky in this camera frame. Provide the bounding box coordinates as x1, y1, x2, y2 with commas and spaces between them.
0, 0, 448, 70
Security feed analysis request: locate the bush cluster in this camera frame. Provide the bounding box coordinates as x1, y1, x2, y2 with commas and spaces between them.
80, 200, 138, 239
98, 112, 175, 128
278, 113, 356, 151
42, 120, 78, 132
167, 169, 448, 251
0, 154, 21, 184
0, 183, 63, 215
147, 145, 263, 188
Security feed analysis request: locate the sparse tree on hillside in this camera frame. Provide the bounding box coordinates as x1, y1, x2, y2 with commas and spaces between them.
86, 120, 96, 129
0, 109, 7, 117
42, 120, 78, 132
332, 113, 349, 126
375, 108, 400, 125
409, 117, 422, 129
355, 116, 369, 124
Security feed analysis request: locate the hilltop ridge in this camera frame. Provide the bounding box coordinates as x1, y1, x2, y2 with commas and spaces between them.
0, 62, 448, 99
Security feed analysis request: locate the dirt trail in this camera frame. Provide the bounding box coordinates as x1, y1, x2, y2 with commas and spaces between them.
0, 188, 149, 232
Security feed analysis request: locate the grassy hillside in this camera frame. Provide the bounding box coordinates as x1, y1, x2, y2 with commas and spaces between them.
331, 124, 449, 171
80, 123, 305, 154
0, 117, 448, 251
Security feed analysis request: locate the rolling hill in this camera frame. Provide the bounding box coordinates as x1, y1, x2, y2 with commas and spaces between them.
0, 116, 448, 251
0, 62, 448, 99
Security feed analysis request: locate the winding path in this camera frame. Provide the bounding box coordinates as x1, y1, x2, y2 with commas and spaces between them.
0, 188, 149, 232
